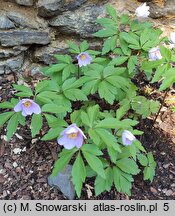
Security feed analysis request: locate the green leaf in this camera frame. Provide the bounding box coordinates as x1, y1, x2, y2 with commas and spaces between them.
120, 14, 130, 25
51, 148, 77, 177
120, 32, 140, 50
151, 64, 168, 83
87, 105, 99, 127
67, 41, 80, 54
72, 153, 86, 197
42, 104, 67, 114
96, 118, 120, 129
116, 158, 140, 175
13, 84, 33, 96
80, 40, 89, 52
143, 166, 155, 182
35, 80, 49, 94
106, 5, 117, 21
107, 147, 117, 163
95, 167, 113, 196
0, 102, 14, 109
109, 56, 128, 66
102, 36, 117, 55
160, 46, 171, 61
82, 150, 106, 179
93, 29, 117, 38
41, 127, 63, 141
141, 59, 164, 70
128, 56, 137, 74
138, 154, 148, 166
31, 114, 42, 137
44, 114, 67, 128
95, 128, 121, 152
64, 89, 88, 101
0, 111, 15, 127
81, 144, 103, 156
113, 167, 133, 195
45, 63, 67, 74
54, 54, 72, 64
88, 128, 101, 146
159, 68, 175, 90
6, 113, 19, 140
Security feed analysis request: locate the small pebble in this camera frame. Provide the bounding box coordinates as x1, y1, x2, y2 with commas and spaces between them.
165, 190, 173, 196
13, 162, 18, 168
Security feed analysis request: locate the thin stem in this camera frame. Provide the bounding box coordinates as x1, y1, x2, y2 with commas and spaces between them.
151, 88, 169, 128
77, 66, 80, 79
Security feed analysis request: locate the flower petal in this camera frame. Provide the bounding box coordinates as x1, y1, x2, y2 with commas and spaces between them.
75, 133, 84, 148
14, 101, 22, 112
57, 135, 76, 150
30, 101, 41, 114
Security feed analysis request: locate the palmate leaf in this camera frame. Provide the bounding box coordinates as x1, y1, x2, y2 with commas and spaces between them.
80, 40, 89, 52
72, 152, 86, 197
116, 158, 140, 175
88, 128, 101, 146
42, 104, 68, 114
0, 111, 15, 127
81, 144, 103, 156
95, 128, 121, 152
41, 127, 63, 141
6, 113, 19, 140
13, 84, 33, 97
64, 89, 88, 101
137, 154, 148, 167
102, 36, 117, 55
44, 114, 67, 128
95, 117, 121, 129
82, 150, 106, 179
51, 148, 78, 177
0, 102, 14, 109
31, 114, 42, 137
113, 166, 134, 196
98, 81, 116, 104
106, 4, 117, 21
95, 167, 113, 196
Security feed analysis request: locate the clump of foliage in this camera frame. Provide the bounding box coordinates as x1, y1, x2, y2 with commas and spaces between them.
1, 5, 175, 198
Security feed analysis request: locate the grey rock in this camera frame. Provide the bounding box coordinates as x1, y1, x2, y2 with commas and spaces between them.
7, 12, 38, 29
0, 46, 28, 58
0, 54, 24, 74
49, 4, 105, 38
48, 165, 75, 200
0, 15, 15, 29
34, 39, 69, 64
149, 0, 175, 18
0, 30, 50, 47
15, 0, 33, 6
37, 0, 88, 18
34, 38, 101, 64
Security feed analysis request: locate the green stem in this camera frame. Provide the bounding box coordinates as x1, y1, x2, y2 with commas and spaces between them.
151, 88, 169, 128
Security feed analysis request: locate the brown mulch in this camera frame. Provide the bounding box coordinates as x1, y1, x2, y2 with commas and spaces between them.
0, 74, 175, 200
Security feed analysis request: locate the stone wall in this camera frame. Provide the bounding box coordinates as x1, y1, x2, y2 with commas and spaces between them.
0, 0, 175, 75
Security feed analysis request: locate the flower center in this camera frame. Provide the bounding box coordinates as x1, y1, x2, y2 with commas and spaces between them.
80, 54, 86, 60
68, 132, 78, 139
23, 101, 31, 108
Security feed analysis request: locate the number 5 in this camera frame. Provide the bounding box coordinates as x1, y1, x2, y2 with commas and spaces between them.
163, 203, 169, 211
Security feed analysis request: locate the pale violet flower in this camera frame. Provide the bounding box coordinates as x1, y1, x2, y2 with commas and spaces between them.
77, 52, 92, 67
14, 99, 41, 117
148, 47, 162, 61
135, 3, 150, 18
57, 123, 86, 150
122, 130, 136, 146
169, 32, 175, 44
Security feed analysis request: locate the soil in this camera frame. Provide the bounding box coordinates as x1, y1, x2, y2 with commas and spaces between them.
0, 73, 175, 200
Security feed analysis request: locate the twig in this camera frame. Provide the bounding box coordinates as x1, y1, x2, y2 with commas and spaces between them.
151, 88, 169, 128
